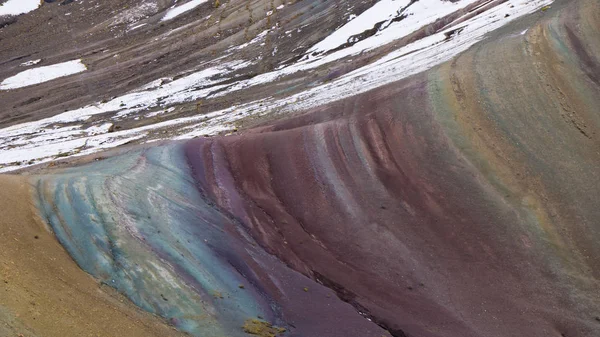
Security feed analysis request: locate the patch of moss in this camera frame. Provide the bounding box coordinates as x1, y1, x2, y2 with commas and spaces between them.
242, 319, 286, 337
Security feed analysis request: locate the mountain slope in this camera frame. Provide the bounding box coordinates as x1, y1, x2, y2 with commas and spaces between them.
1, 0, 600, 336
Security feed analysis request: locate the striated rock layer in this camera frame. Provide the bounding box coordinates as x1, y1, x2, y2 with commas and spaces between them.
0, 175, 188, 337
31, 0, 600, 336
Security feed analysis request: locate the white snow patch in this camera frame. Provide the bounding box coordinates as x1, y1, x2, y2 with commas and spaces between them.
20, 59, 42, 67
308, 0, 479, 55
86, 123, 114, 136
229, 30, 268, 50
0, 133, 146, 169
0, 59, 87, 90
162, 0, 208, 21
129, 23, 147, 31
0, 0, 40, 16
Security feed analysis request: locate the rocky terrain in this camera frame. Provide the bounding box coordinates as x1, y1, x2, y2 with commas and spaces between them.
0, 0, 553, 171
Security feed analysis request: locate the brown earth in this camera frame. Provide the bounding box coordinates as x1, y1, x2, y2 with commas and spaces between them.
0, 175, 188, 337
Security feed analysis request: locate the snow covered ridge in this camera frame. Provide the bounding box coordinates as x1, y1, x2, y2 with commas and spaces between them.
0, 0, 554, 172
0, 0, 41, 16
0, 59, 87, 90
308, 0, 481, 55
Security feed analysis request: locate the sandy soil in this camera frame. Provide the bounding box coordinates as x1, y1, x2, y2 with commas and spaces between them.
0, 175, 187, 337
